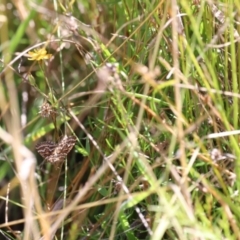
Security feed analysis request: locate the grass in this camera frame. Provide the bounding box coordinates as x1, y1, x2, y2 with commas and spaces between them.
1, 0, 240, 239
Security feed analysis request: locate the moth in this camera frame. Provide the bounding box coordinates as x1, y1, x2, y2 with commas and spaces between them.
208, 148, 236, 187
36, 135, 76, 163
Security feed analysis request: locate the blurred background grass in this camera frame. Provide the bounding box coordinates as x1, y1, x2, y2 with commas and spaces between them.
1, 0, 240, 239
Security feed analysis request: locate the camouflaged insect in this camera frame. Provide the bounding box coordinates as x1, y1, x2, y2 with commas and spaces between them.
36, 136, 76, 163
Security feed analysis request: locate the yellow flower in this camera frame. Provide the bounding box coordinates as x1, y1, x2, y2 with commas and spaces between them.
28, 48, 52, 61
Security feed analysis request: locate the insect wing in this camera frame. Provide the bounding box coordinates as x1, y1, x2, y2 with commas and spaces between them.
57, 136, 76, 155
36, 136, 76, 163
36, 141, 57, 159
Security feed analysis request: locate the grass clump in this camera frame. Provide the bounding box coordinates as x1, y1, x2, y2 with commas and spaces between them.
1, 0, 240, 239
